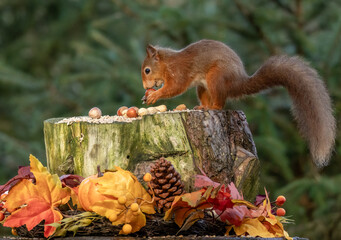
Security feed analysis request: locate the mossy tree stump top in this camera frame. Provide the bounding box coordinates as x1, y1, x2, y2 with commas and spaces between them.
44, 110, 260, 200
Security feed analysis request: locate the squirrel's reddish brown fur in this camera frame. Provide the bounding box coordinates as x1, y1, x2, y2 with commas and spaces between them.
141, 39, 336, 168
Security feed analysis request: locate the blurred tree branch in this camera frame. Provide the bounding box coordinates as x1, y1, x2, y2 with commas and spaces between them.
232, 0, 278, 55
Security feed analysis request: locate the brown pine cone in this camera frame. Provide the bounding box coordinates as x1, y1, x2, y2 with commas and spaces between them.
148, 157, 185, 212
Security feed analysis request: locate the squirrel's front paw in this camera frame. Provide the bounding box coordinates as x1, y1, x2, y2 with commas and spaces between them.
146, 91, 160, 105
194, 105, 209, 110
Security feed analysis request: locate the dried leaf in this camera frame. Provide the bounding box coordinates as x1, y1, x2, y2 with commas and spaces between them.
194, 175, 220, 188
219, 205, 250, 226
233, 218, 275, 238
3, 155, 70, 237
164, 188, 212, 228
228, 182, 243, 200
208, 185, 233, 211
0, 166, 34, 196
88, 167, 155, 234
226, 188, 292, 240
60, 174, 84, 188
178, 210, 204, 233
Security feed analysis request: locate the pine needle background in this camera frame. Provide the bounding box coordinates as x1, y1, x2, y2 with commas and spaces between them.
0, 1, 340, 239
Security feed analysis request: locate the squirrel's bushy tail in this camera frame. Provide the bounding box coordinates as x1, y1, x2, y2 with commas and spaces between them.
236, 56, 336, 167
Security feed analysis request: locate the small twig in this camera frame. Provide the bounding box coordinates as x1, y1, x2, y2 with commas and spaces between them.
97, 166, 103, 177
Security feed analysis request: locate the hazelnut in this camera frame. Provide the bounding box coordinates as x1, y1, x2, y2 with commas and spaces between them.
175, 104, 187, 111
147, 107, 158, 114
142, 88, 156, 104
131, 106, 139, 112
122, 109, 128, 116
117, 106, 128, 116
155, 105, 167, 112
145, 88, 156, 97
127, 107, 138, 118
138, 108, 148, 116
89, 107, 102, 119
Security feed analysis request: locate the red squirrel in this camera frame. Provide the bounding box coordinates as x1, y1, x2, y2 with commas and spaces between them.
141, 39, 335, 168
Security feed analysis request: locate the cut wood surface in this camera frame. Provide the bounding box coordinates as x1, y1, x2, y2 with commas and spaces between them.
44, 110, 260, 200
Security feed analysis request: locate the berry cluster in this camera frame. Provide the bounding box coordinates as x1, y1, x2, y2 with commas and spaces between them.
275, 195, 286, 216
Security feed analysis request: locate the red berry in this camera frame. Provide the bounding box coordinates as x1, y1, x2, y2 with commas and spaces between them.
276, 208, 286, 216
276, 195, 286, 206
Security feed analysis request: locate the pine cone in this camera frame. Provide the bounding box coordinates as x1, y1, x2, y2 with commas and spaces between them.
148, 157, 185, 212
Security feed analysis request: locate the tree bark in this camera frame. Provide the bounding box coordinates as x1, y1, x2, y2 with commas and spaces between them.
44, 110, 260, 200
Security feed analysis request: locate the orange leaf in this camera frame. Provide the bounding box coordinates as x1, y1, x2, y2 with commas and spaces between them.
164, 188, 212, 228
179, 210, 205, 232
4, 199, 62, 237
3, 155, 70, 237
174, 207, 196, 227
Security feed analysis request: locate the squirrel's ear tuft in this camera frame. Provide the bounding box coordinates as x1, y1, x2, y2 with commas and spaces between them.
146, 44, 159, 60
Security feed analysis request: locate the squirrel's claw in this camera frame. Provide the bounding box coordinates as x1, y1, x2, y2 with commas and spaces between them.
146, 91, 159, 105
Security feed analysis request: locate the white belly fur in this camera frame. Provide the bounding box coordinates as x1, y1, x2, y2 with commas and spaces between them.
189, 74, 207, 89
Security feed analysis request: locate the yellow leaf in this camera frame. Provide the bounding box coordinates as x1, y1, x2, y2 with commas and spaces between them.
92, 200, 125, 224
88, 167, 155, 234
231, 199, 258, 209
233, 218, 275, 238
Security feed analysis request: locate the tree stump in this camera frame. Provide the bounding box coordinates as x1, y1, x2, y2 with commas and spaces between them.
44, 110, 260, 200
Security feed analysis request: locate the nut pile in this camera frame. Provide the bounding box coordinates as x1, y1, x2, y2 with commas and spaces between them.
56, 104, 189, 125
117, 105, 168, 118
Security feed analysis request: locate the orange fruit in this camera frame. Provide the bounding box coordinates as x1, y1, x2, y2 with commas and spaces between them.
276, 195, 286, 206
276, 207, 286, 216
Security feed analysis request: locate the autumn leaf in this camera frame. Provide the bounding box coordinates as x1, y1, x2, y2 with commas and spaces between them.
60, 174, 84, 188
232, 218, 276, 238
225, 188, 292, 240
194, 174, 220, 188
179, 210, 205, 232
88, 167, 155, 234
207, 185, 233, 211
164, 188, 213, 228
228, 182, 243, 200
59, 174, 84, 209
0, 166, 34, 196
219, 205, 250, 226
95, 167, 155, 214
3, 155, 70, 238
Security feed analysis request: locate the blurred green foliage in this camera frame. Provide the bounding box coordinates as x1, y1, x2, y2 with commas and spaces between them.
0, 0, 340, 239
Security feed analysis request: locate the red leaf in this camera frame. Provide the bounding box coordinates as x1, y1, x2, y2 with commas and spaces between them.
219, 205, 250, 226
0, 166, 35, 196
194, 175, 220, 188
254, 194, 266, 206
228, 182, 243, 200
208, 185, 233, 211
59, 174, 84, 188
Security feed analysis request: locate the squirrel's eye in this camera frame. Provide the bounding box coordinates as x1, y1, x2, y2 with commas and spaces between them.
145, 68, 151, 75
